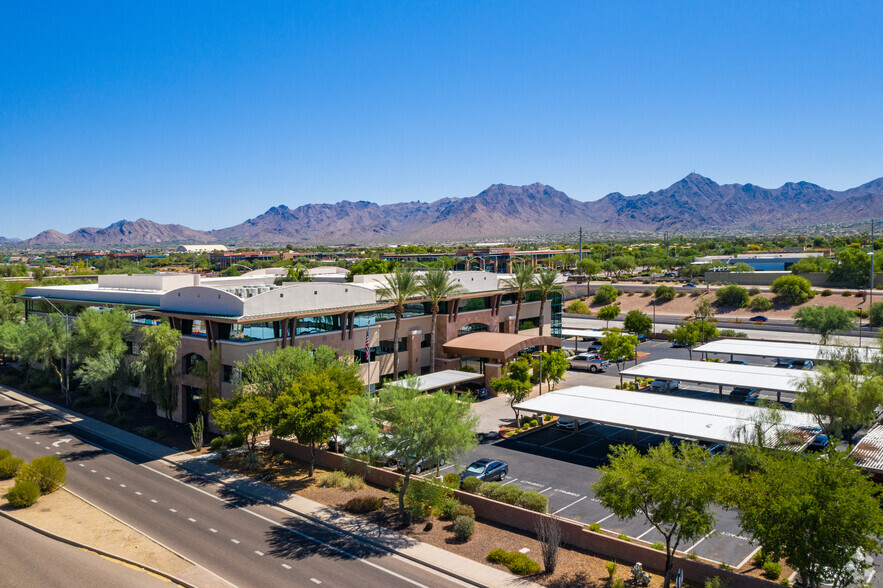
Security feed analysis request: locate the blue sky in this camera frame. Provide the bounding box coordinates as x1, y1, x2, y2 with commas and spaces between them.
2, 1, 882, 238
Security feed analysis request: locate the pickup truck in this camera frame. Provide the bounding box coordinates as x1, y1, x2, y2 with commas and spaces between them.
569, 352, 610, 373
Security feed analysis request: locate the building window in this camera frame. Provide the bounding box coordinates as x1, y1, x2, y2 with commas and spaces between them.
420, 334, 431, 348
222, 364, 234, 383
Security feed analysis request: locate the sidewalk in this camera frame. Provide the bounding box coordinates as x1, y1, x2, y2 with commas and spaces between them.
1, 386, 541, 588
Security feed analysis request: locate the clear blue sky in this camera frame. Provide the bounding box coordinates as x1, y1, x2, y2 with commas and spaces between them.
2, 1, 882, 238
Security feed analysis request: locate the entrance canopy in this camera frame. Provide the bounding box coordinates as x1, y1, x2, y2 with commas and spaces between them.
695, 338, 880, 364
514, 386, 820, 450
620, 358, 813, 394
442, 332, 561, 363
383, 370, 482, 392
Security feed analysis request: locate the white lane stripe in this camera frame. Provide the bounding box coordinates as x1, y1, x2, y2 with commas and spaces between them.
79, 464, 84, 467
596, 512, 616, 524
90, 469, 96, 473
209, 528, 217, 533
135, 491, 142, 496
684, 530, 715, 553
169, 508, 177, 513
499, 478, 518, 486
188, 518, 196, 522
150, 499, 157, 503
281, 564, 291, 570
56, 451, 61, 455
636, 526, 656, 540
311, 579, 321, 585
538, 486, 554, 494
553, 495, 586, 514
231, 538, 240, 544
119, 484, 126, 488
254, 550, 264, 556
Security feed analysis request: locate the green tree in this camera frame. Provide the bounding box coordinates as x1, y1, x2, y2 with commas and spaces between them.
492, 357, 533, 419
346, 258, 396, 280
237, 344, 340, 399
276, 264, 312, 284
597, 304, 620, 329
211, 392, 274, 467
790, 256, 834, 275
669, 322, 700, 359
734, 450, 883, 588
793, 305, 855, 344
794, 364, 883, 441
133, 323, 181, 420
419, 269, 465, 371
623, 310, 652, 337
594, 442, 727, 588
715, 284, 750, 308
376, 269, 422, 377
0, 282, 24, 326
502, 264, 537, 334
828, 248, 872, 288
0, 316, 69, 397
75, 351, 130, 413
654, 284, 677, 303
341, 382, 478, 516
192, 347, 222, 415
592, 284, 619, 306
273, 367, 362, 476
770, 275, 814, 305
533, 349, 569, 394
599, 330, 638, 371
871, 302, 883, 328
534, 269, 562, 336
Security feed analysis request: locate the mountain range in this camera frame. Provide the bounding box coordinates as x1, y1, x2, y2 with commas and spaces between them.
6, 174, 883, 247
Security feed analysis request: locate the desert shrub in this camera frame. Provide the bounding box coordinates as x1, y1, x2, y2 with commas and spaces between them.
705, 576, 728, 588
690, 290, 702, 297
688, 552, 700, 561
516, 490, 548, 513
137, 425, 158, 438
0, 456, 24, 479
605, 561, 617, 578
317, 470, 348, 487
477, 481, 501, 498
593, 284, 620, 306
6, 480, 41, 508
461, 476, 481, 493
716, 284, 750, 308
487, 549, 541, 575
0, 448, 10, 461
749, 296, 773, 311
589, 522, 602, 532
779, 579, 791, 586
842, 290, 852, 297
655, 285, 677, 302
678, 292, 687, 297
440, 498, 461, 521
241, 449, 264, 471
443, 472, 460, 487
405, 477, 452, 514
453, 515, 476, 541
16, 456, 66, 493
718, 329, 748, 338
642, 288, 654, 297
771, 275, 814, 304
487, 548, 509, 564
452, 503, 475, 520
565, 299, 591, 315
748, 287, 761, 296
753, 550, 768, 567
651, 542, 665, 550
340, 474, 365, 492
719, 563, 732, 570
492, 483, 524, 505
820, 289, 833, 296
762, 561, 782, 580
529, 419, 538, 427
617, 533, 631, 542
613, 578, 625, 588
870, 302, 883, 327
224, 433, 245, 448
344, 496, 384, 513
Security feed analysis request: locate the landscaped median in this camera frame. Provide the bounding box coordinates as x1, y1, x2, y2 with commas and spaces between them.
267, 437, 780, 588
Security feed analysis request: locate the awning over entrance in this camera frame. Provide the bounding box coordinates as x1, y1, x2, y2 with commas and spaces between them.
442, 332, 561, 363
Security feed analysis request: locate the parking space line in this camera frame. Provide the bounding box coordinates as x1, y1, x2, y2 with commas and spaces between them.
538, 486, 554, 494
500, 478, 518, 486
683, 530, 713, 552
553, 496, 586, 514
636, 527, 656, 540
736, 546, 763, 570
595, 513, 616, 524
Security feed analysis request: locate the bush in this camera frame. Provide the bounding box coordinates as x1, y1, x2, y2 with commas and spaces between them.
486, 549, 540, 575
341, 474, 365, 492
16, 456, 66, 493
613, 578, 625, 588
690, 290, 702, 297
779, 579, 791, 586
821, 289, 833, 296
461, 476, 481, 493
617, 533, 631, 542
565, 299, 591, 315
404, 477, 452, 514
655, 285, 677, 302
137, 426, 158, 438
748, 287, 761, 296
453, 515, 476, 541
870, 302, 883, 327
589, 522, 602, 532
529, 419, 538, 427
492, 483, 524, 505
716, 284, 750, 308
606, 561, 617, 578
593, 284, 620, 306
317, 470, 347, 487
439, 498, 460, 520
0, 456, 24, 479
452, 503, 475, 520
642, 288, 654, 297
487, 548, 509, 564
749, 296, 773, 311
516, 490, 548, 513
651, 541, 664, 550
477, 481, 501, 498
443, 472, 460, 487
762, 561, 782, 580
344, 496, 384, 513
225, 433, 245, 448
753, 550, 768, 567
6, 480, 41, 508
771, 275, 814, 305
0, 448, 10, 461
842, 290, 853, 297
705, 576, 727, 588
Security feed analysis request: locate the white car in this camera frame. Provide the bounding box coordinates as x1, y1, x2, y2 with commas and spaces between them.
557, 417, 590, 430
650, 379, 679, 392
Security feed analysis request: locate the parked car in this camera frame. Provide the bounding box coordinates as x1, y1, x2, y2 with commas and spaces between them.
459, 381, 488, 399
701, 442, 729, 456
587, 340, 604, 352
727, 360, 748, 365
557, 417, 590, 430
749, 315, 768, 323
775, 358, 814, 370
650, 379, 679, 392
664, 272, 678, 278
569, 352, 610, 373
395, 454, 445, 475
730, 387, 759, 403
460, 458, 508, 482
684, 283, 698, 288
635, 333, 647, 342
808, 432, 830, 451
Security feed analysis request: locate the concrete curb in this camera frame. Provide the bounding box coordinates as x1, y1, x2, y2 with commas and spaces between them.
0, 508, 198, 588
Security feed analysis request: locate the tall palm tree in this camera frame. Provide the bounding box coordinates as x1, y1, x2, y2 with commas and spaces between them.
534, 269, 562, 336
376, 269, 421, 377
502, 264, 537, 334
419, 269, 465, 372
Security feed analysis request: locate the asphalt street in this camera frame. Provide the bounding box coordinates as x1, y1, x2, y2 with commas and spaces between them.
0, 392, 469, 588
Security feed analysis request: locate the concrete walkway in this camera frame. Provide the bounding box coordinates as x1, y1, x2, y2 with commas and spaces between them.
2, 386, 540, 588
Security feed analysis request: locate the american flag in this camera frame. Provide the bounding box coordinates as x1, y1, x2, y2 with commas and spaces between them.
365, 330, 370, 360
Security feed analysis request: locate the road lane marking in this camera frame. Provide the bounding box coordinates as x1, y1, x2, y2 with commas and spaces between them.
500, 478, 518, 486
119, 484, 126, 488
538, 486, 554, 494
135, 491, 142, 495
311, 579, 321, 584
209, 528, 218, 533
553, 495, 586, 514
188, 518, 196, 522
79, 463, 84, 467
685, 530, 715, 553
169, 508, 177, 513
90, 469, 96, 473
254, 550, 264, 556
231, 538, 240, 544
636, 527, 656, 540
596, 512, 616, 524
105, 476, 111, 480
281, 564, 291, 570
150, 499, 157, 503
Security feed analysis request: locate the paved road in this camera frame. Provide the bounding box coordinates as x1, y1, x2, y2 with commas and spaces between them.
0, 392, 468, 588
0, 514, 171, 588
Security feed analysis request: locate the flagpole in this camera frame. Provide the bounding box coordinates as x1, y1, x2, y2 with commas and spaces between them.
366, 327, 372, 395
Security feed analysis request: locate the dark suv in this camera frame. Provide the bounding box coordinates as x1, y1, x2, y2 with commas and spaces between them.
460, 459, 508, 482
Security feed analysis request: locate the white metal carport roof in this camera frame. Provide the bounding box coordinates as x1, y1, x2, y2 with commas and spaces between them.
850, 424, 883, 475
619, 358, 813, 394
513, 386, 819, 450
694, 338, 880, 363
561, 328, 607, 340
383, 370, 482, 392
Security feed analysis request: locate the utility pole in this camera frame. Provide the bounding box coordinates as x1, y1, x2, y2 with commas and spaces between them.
870, 219, 875, 338
578, 227, 583, 264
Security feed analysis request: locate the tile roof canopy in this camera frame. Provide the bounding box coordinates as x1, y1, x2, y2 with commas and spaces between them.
514, 386, 820, 450
442, 332, 561, 362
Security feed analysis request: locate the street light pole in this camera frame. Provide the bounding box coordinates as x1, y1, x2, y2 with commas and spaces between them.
34, 296, 70, 405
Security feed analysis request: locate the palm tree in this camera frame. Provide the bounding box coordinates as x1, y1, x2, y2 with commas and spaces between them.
502, 264, 537, 334
534, 269, 562, 336
419, 269, 465, 372
376, 269, 422, 377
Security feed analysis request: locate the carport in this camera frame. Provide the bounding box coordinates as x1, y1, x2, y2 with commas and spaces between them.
561, 328, 607, 353
619, 358, 814, 402
513, 385, 820, 450
850, 424, 883, 480
382, 369, 482, 392
695, 338, 879, 364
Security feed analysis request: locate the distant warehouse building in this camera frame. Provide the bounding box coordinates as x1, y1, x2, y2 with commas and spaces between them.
695, 251, 829, 272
